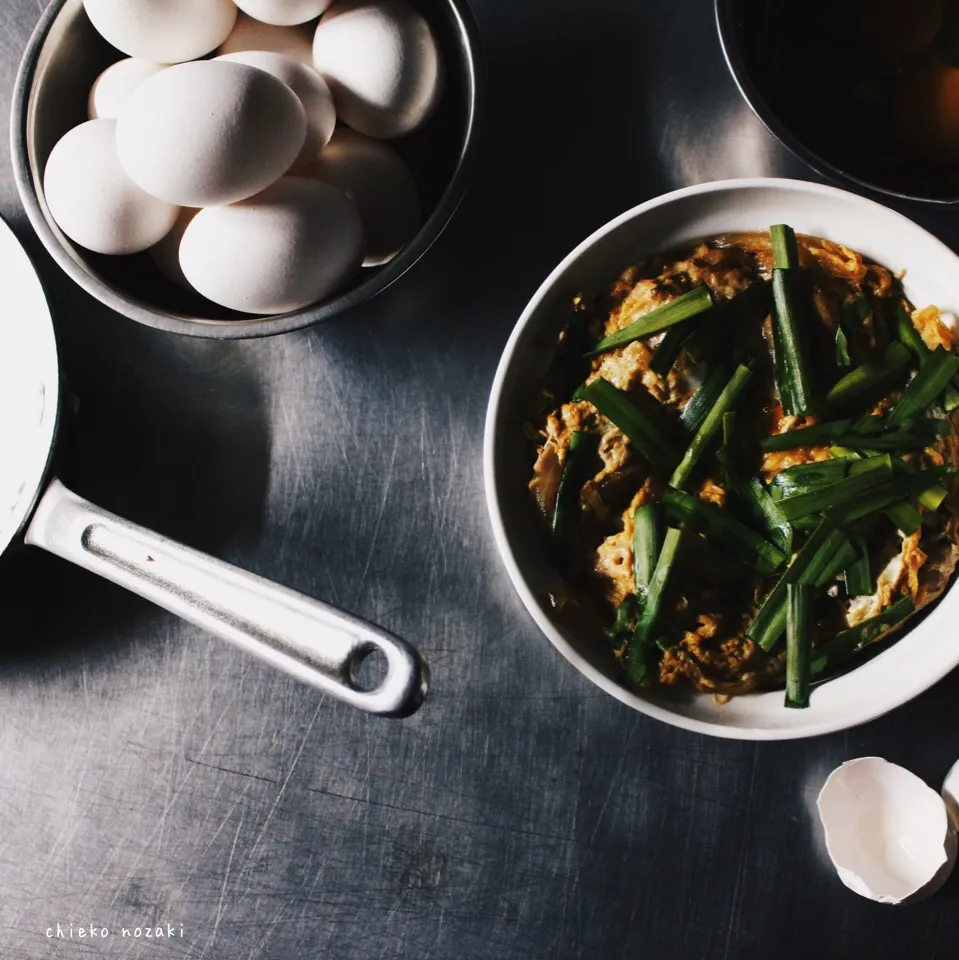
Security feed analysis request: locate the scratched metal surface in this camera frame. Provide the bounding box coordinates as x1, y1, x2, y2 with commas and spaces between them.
2, 1, 959, 958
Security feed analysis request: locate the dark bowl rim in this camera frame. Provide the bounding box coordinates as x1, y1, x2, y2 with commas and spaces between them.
714, 0, 959, 207
10, 0, 488, 340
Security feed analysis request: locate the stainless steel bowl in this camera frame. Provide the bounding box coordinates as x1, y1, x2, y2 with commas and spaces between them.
11, 0, 485, 339
715, 0, 959, 205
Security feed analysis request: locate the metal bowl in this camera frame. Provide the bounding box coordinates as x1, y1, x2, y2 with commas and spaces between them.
715, 0, 959, 205
11, 0, 485, 339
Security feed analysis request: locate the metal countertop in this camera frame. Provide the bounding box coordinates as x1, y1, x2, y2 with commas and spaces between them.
2, 1, 958, 957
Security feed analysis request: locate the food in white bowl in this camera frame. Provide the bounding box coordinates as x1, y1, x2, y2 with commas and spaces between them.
87, 58, 169, 120
116, 60, 306, 207
313, 0, 442, 138
43, 119, 179, 255
527, 223, 958, 709
311, 128, 420, 266
178, 177, 363, 314
82, 0, 238, 63
485, 178, 959, 740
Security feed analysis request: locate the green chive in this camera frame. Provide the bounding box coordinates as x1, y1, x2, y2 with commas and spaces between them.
717, 411, 742, 490
649, 318, 699, 377
633, 527, 683, 646
605, 595, 639, 648
785, 583, 813, 708
748, 516, 846, 651
771, 268, 817, 415
825, 343, 911, 410
627, 634, 650, 684
590, 285, 713, 355
836, 466, 955, 523
814, 536, 858, 588
893, 304, 929, 365
680, 357, 737, 436
671, 364, 754, 489
810, 597, 915, 678
885, 500, 923, 535
835, 325, 852, 368
888, 346, 959, 425
769, 225, 816, 415
845, 532, 873, 597
580, 378, 682, 474
776, 455, 893, 521
760, 416, 948, 453
682, 282, 772, 364
633, 503, 664, 600
892, 305, 959, 413
772, 458, 850, 495
741, 476, 793, 554
661, 489, 787, 576
920, 486, 949, 511
551, 432, 601, 558
771, 223, 801, 270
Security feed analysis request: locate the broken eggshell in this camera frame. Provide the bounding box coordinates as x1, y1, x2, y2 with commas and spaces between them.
817, 757, 957, 904
940, 757, 959, 822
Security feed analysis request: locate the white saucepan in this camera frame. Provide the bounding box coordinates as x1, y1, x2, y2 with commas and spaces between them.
0, 215, 427, 717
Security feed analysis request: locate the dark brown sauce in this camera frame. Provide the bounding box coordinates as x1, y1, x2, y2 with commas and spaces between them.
754, 0, 959, 196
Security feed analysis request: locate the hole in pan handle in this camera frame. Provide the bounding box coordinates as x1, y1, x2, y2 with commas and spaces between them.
23, 479, 429, 717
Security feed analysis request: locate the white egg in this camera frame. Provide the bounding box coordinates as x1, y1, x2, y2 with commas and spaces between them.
149, 207, 199, 289
116, 60, 306, 207
217, 13, 315, 65
234, 0, 332, 26
310, 128, 420, 266
312, 0, 442, 138
43, 119, 179, 256
216, 52, 336, 166
82, 0, 237, 63
88, 58, 168, 120
179, 177, 363, 314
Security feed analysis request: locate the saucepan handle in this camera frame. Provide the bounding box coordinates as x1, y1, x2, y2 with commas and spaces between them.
24, 479, 428, 717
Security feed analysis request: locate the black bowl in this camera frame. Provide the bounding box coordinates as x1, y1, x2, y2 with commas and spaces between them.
11, 0, 486, 338
716, 0, 959, 205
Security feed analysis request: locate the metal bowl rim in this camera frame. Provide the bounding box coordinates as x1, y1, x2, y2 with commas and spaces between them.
10, 0, 487, 340
714, 0, 959, 207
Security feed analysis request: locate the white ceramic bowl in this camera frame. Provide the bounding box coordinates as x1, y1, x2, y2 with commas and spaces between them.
484, 177, 959, 740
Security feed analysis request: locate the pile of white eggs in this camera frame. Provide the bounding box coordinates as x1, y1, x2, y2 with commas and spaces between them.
43, 0, 440, 315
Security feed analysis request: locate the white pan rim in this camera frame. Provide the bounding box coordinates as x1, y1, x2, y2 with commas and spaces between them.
0, 214, 60, 556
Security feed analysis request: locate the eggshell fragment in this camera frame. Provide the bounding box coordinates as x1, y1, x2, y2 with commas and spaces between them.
216, 51, 336, 165
940, 758, 959, 823
310, 128, 420, 266
87, 58, 168, 120
149, 207, 199, 290
178, 177, 363, 315
817, 757, 957, 904
234, 0, 332, 25
82, 0, 237, 63
116, 60, 306, 207
312, 0, 442, 138
217, 13, 315, 66
43, 119, 179, 256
